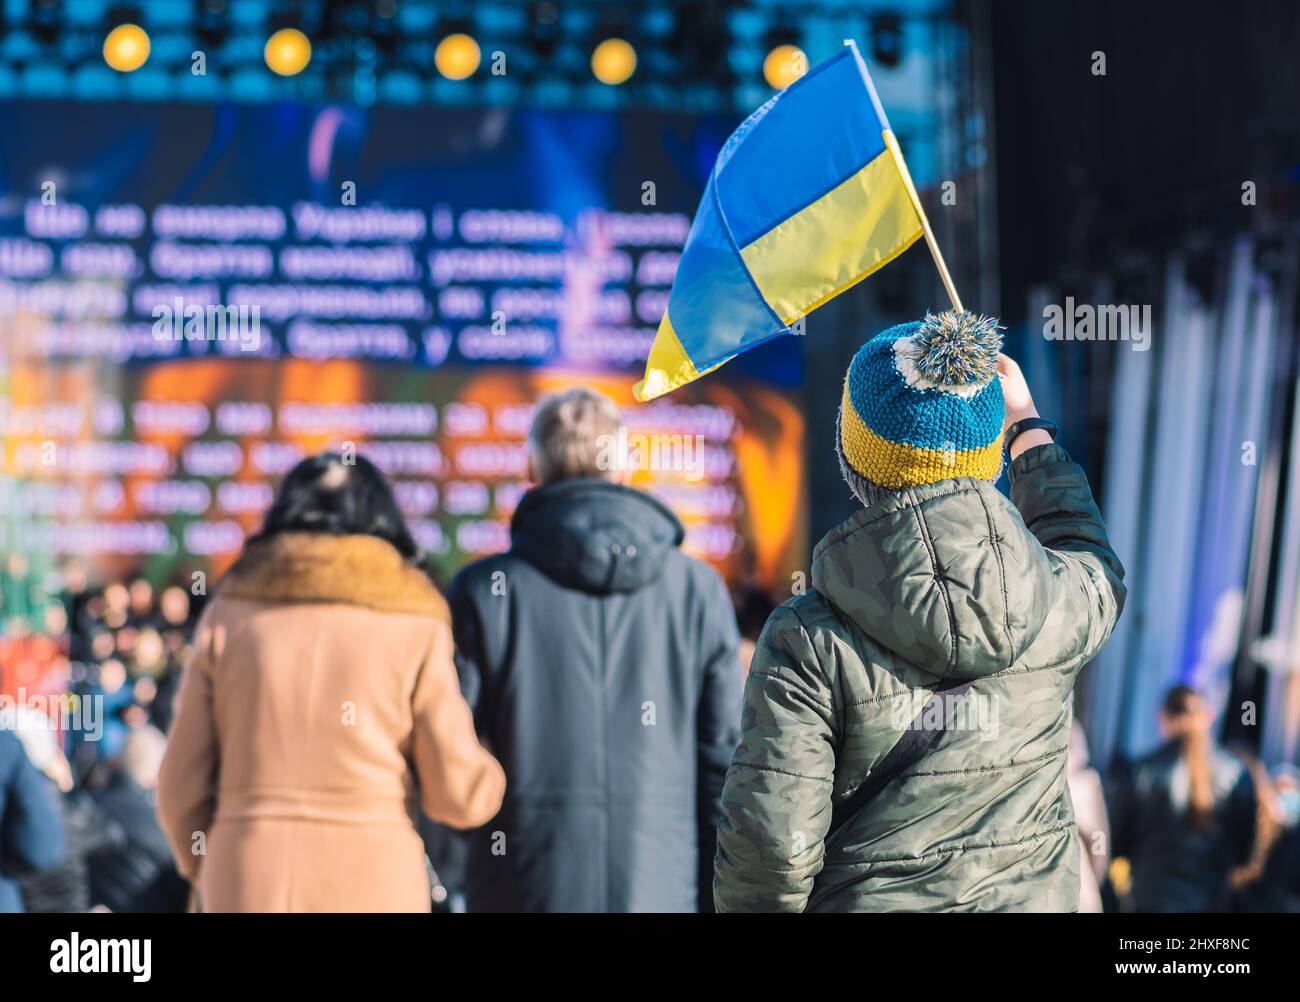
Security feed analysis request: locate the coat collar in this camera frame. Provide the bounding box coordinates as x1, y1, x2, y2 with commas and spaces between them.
220, 532, 447, 620
510, 478, 683, 593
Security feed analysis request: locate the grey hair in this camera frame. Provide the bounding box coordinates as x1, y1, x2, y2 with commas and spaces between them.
527, 387, 623, 485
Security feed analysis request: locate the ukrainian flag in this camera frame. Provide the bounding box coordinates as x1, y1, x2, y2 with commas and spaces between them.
634, 40, 926, 401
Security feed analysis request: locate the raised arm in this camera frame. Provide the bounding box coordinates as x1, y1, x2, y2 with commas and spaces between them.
999, 353, 1127, 664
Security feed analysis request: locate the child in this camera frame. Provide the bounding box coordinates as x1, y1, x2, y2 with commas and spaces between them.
714, 311, 1126, 912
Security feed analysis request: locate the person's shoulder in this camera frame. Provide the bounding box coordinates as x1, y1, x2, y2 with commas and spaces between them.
666, 551, 744, 629
779, 587, 842, 631
743, 590, 850, 694
668, 548, 728, 591
1214, 745, 1254, 786
753, 589, 843, 656
1128, 740, 1179, 778
448, 551, 524, 597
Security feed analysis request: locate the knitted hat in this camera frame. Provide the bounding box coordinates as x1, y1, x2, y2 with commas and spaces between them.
837, 310, 1005, 495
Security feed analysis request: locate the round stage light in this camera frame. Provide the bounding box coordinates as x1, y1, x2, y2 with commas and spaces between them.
435, 33, 481, 80
103, 24, 151, 73
265, 28, 312, 77
763, 44, 807, 90
592, 38, 636, 85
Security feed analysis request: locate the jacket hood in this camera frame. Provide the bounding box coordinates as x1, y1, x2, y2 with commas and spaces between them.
511, 478, 684, 594
810, 477, 1052, 682
220, 531, 448, 619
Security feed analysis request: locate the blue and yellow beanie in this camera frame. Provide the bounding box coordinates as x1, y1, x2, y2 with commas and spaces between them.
837, 310, 1005, 494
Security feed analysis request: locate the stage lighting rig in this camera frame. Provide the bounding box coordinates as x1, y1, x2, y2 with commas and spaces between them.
28, 0, 63, 46
195, 0, 230, 51
668, 0, 734, 87
870, 11, 905, 69
527, 1, 561, 61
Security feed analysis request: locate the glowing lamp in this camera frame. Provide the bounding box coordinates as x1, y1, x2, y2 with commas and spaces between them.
592, 38, 636, 85
265, 28, 312, 77
103, 24, 151, 73
763, 44, 807, 90
435, 33, 481, 80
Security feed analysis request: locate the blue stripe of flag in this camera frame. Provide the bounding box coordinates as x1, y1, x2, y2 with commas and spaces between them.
716, 47, 890, 249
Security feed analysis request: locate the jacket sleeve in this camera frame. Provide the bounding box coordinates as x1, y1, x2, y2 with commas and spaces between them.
157, 610, 221, 882
1008, 443, 1127, 665
410, 621, 506, 830
714, 605, 837, 912
0, 735, 67, 873
694, 567, 743, 912
445, 572, 489, 729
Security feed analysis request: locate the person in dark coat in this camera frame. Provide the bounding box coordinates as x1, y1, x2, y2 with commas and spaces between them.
6, 710, 119, 912
448, 387, 742, 912
1110, 685, 1257, 913
0, 729, 67, 912
19, 789, 122, 912
87, 727, 189, 912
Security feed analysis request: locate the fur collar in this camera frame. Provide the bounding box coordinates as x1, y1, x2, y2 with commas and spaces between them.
220, 532, 447, 620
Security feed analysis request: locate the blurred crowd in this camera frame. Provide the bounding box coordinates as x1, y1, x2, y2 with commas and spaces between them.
3, 549, 1299, 913
2, 391, 1300, 915
1066, 692, 1300, 914
0, 553, 198, 912
1, 552, 203, 765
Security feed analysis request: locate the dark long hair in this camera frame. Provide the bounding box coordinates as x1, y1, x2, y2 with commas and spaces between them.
246, 452, 419, 560
1162, 685, 1214, 831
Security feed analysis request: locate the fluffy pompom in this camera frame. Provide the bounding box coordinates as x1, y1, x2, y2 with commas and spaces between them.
907, 310, 1004, 387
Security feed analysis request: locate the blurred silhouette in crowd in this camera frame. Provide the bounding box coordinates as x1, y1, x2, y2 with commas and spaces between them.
733, 583, 777, 676
1067, 717, 1110, 913
11, 709, 118, 912
18, 557, 204, 785
448, 388, 742, 912
1251, 765, 1300, 911
157, 453, 504, 912
85, 726, 189, 913
1109, 685, 1257, 912
1220, 753, 1292, 912
0, 728, 67, 912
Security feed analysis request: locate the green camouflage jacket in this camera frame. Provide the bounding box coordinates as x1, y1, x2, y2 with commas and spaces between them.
714, 443, 1126, 912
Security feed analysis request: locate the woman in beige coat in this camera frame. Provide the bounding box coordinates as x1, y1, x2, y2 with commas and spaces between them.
157, 453, 505, 912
